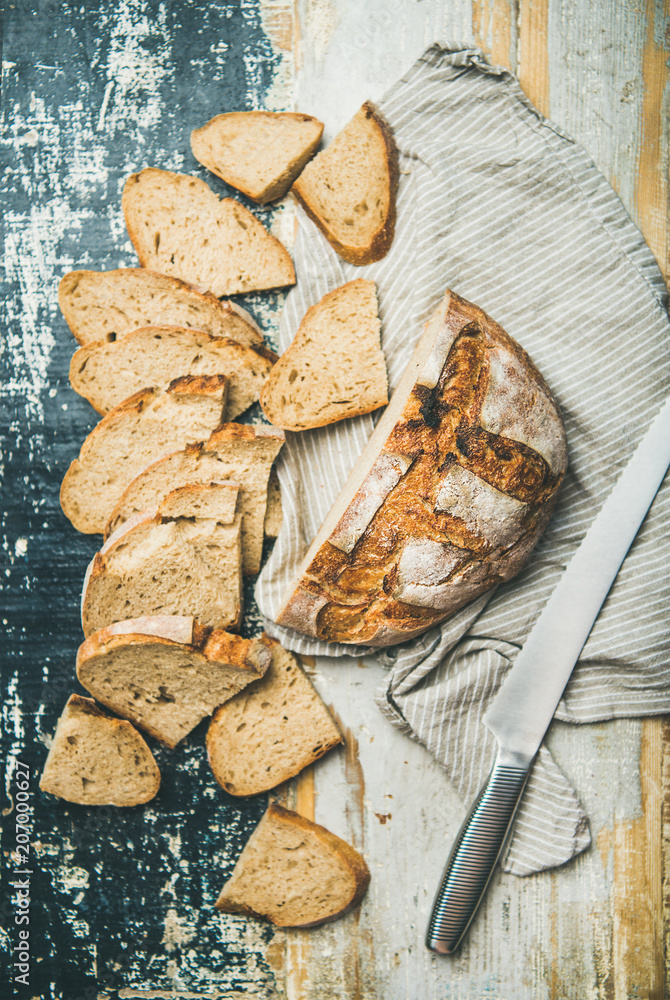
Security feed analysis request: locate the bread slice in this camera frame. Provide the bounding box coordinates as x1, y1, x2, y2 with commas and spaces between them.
69, 326, 275, 418
215, 802, 370, 927
60, 375, 228, 534
58, 268, 264, 347
191, 111, 323, 204
263, 468, 282, 538
276, 290, 568, 647
39, 694, 160, 806
81, 504, 243, 638
76, 617, 272, 748
292, 102, 398, 266
104, 424, 285, 575
260, 279, 388, 430
207, 640, 342, 795
122, 168, 296, 296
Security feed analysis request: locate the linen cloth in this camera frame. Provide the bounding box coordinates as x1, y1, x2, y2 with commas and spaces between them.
255, 43, 670, 875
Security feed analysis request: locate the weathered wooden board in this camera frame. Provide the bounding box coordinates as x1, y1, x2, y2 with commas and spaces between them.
2, 1, 667, 998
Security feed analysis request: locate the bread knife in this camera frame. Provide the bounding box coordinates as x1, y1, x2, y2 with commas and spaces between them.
426, 393, 670, 954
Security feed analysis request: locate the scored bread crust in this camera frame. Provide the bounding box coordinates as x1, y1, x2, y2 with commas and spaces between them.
58, 268, 265, 347
39, 694, 161, 806
259, 279, 388, 431
60, 375, 228, 535
215, 802, 370, 927
276, 290, 568, 647
292, 101, 399, 266
76, 618, 272, 748
191, 110, 324, 204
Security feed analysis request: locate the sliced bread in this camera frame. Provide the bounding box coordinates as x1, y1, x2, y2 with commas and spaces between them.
58, 268, 263, 347
39, 694, 160, 806
292, 102, 398, 266
260, 279, 388, 430
122, 168, 296, 296
81, 504, 243, 637
191, 111, 323, 204
207, 640, 342, 795
60, 375, 228, 534
104, 424, 285, 575
215, 802, 370, 927
69, 326, 275, 418
76, 617, 272, 748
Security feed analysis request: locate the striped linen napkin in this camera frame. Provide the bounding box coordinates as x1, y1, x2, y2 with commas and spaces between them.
255, 42, 670, 875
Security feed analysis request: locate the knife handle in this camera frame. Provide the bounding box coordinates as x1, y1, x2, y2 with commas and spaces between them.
426, 751, 533, 954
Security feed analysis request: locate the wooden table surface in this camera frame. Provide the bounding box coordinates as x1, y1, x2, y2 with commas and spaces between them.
2, 2, 668, 998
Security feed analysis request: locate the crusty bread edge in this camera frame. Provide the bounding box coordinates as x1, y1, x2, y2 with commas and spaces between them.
215, 802, 370, 927
292, 101, 399, 267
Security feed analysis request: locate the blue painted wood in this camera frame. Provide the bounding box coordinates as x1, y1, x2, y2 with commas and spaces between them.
1, 2, 288, 997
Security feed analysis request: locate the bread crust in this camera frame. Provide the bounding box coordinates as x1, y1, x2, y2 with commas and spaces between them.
292, 102, 398, 266
215, 802, 370, 927
277, 290, 568, 646
58, 267, 265, 347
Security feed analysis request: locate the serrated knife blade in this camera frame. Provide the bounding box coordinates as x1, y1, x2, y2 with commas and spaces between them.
426, 393, 670, 954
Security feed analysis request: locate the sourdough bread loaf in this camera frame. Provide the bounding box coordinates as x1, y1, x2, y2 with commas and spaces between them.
259, 279, 388, 430
39, 694, 160, 806
263, 468, 282, 538
215, 802, 370, 927
77, 617, 272, 748
191, 110, 324, 203
60, 375, 228, 534
276, 290, 568, 647
58, 268, 264, 347
291, 102, 398, 266
104, 423, 285, 575
69, 326, 275, 418
82, 505, 243, 637
122, 168, 296, 296
207, 640, 342, 795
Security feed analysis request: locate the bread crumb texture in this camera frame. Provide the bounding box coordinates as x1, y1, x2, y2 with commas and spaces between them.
58, 268, 263, 347
191, 110, 324, 203
215, 802, 370, 927
39, 695, 160, 806
207, 640, 342, 794
122, 168, 296, 296
292, 102, 398, 265
260, 279, 388, 430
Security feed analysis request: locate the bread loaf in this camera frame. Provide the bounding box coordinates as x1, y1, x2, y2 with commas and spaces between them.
77, 617, 271, 748
69, 326, 275, 418
60, 375, 229, 534
215, 802, 370, 927
122, 168, 296, 296
40, 695, 160, 806
191, 110, 324, 203
276, 290, 568, 647
292, 102, 398, 266
259, 279, 388, 430
58, 268, 264, 347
